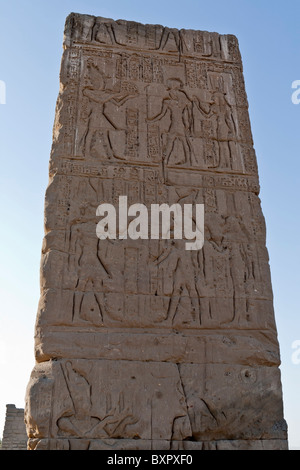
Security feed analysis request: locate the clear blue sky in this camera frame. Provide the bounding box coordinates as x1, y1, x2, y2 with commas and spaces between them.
0, 0, 299, 449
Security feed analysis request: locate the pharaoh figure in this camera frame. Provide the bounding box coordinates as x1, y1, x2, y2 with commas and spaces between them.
80, 61, 137, 159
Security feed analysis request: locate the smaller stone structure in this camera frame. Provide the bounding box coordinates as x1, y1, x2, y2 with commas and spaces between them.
1, 404, 27, 450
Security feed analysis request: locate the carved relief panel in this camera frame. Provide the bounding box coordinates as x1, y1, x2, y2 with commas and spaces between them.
26, 13, 287, 450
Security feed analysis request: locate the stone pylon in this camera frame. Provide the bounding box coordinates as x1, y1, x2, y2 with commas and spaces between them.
25, 13, 288, 450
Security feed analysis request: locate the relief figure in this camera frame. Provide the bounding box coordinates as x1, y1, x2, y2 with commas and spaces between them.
147, 78, 194, 182
80, 62, 137, 159
57, 362, 138, 438
152, 239, 201, 325
194, 90, 237, 169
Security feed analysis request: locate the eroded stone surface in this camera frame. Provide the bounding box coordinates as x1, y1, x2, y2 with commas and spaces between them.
25, 12, 288, 450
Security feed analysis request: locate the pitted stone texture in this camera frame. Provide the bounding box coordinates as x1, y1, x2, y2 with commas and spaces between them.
25, 13, 288, 450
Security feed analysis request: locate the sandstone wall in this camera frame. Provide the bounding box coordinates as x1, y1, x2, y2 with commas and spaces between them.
1, 404, 27, 450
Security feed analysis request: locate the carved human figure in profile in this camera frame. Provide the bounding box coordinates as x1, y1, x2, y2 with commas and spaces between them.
223, 213, 255, 294
81, 61, 137, 159
147, 78, 194, 182
152, 238, 201, 325
194, 90, 237, 169
150, 190, 202, 325
210, 91, 237, 168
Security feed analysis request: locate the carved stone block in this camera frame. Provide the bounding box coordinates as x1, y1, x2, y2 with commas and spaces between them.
25, 13, 288, 450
